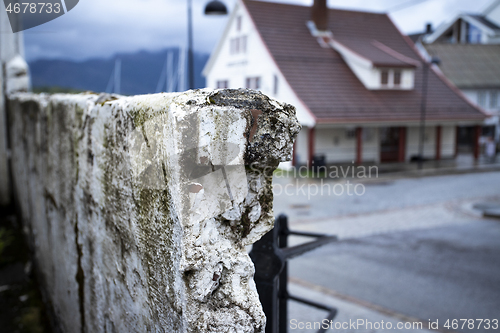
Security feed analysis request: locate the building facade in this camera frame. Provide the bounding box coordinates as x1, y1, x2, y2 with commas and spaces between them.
414, 0, 500, 147
203, 0, 486, 167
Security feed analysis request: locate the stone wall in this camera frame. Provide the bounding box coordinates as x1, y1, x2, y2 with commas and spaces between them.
7, 89, 300, 332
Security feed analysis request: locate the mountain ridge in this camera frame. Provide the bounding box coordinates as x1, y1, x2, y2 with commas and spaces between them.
29, 48, 209, 96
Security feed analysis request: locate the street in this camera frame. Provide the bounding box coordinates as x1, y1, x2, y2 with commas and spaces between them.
273, 171, 500, 333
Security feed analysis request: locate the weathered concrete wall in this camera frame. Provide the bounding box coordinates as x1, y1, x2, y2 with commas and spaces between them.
7, 89, 300, 332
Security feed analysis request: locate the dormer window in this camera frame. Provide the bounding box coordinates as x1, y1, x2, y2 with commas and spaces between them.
327, 39, 416, 90
393, 70, 401, 86
380, 69, 405, 89
381, 70, 389, 85
466, 23, 481, 44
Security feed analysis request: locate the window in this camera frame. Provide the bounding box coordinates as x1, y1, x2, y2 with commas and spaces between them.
380, 69, 407, 88
240, 36, 247, 53
381, 70, 389, 85
236, 16, 242, 31
273, 75, 279, 95
363, 128, 374, 141
230, 38, 235, 54
490, 91, 498, 108
230, 36, 247, 54
230, 38, 239, 54
217, 80, 228, 89
478, 91, 487, 107
393, 70, 401, 86
482, 125, 495, 137
466, 23, 482, 44
246, 77, 260, 90
346, 129, 356, 139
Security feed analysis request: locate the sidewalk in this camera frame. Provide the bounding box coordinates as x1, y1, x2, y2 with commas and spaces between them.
286, 198, 479, 242
279, 166, 500, 331
279, 154, 500, 182
372, 154, 500, 180
287, 282, 437, 333
284, 198, 497, 333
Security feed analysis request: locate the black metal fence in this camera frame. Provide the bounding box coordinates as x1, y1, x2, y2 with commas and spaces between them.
250, 214, 338, 333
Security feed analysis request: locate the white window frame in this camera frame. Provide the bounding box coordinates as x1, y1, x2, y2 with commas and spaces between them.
478, 91, 487, 107
380, 69, 403, 89
217, 80, 229, 89
246, 77, 261, 90
490, 90, 498, 109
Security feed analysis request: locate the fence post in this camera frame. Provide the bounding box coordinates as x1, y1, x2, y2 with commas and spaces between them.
251, 214, 338, 333
277, 214, 289, 333
250, 220, 285, 333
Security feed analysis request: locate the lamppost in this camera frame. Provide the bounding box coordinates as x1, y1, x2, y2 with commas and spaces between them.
187, 0, 228, 90
418, 56, 440, 170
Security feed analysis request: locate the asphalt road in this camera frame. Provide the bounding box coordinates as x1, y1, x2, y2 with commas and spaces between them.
277, 171, 500, 333
273, 171, 500, 223
290, 220, 500, 332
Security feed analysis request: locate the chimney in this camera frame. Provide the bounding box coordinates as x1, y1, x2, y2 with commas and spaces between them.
311, 0, 328, 31
426, 23, 432, 34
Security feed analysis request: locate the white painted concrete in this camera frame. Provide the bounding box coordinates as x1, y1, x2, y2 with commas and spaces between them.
7, 89, 300, 333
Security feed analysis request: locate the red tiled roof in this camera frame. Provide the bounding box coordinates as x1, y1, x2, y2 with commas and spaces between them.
333, 39, 419, 68
242, 0, 486, 123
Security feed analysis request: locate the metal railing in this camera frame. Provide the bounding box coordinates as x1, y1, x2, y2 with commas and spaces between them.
250, 214, 338, 333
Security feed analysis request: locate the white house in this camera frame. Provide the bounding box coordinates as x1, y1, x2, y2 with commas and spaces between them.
203, 0, 487, 167
415, 0, 500, 146
424, 0, 500, 45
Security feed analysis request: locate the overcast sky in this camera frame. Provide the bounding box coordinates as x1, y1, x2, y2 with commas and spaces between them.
22, 0, 493, 62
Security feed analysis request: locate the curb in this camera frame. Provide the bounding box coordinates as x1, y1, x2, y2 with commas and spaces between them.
373, 165, 500, 181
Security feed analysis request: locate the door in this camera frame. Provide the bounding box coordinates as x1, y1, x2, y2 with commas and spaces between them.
456, 126, 475, 153
380, 127, 400, 162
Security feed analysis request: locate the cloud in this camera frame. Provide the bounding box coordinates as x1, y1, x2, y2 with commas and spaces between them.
24, 0, 235, 61
23, 0, 491, 61
388, 0, 491, 34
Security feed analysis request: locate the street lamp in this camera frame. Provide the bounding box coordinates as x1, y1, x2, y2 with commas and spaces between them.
187, 0, 228, 90
205, 0, 228, 15
418, 56, 441, 170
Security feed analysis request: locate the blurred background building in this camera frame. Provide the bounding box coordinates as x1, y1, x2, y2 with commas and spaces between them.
204, 0, 487, 168
412, 0, 500, 153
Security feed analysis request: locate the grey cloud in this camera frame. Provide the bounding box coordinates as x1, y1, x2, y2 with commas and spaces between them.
24, 0, 490, 61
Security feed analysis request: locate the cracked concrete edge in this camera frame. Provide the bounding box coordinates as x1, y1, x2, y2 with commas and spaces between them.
7, 89, 301, 333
